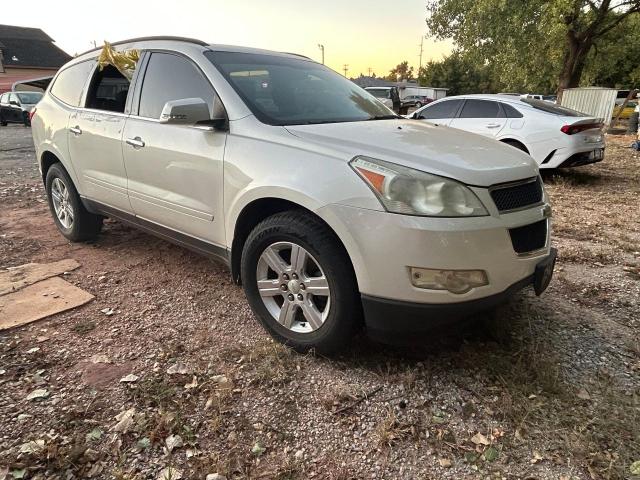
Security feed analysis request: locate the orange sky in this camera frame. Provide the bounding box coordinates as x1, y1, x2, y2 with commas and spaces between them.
3, 0, 453, 77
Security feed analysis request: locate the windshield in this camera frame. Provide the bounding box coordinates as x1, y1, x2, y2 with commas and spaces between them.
520, 98, 583, 116
205, 51, 393, 126
16, 92, 43, 104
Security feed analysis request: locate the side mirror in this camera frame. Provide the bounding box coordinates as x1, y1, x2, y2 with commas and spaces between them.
159, 98, 226, 129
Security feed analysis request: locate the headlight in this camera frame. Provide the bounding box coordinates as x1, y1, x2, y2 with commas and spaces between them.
350, 156, 488, 217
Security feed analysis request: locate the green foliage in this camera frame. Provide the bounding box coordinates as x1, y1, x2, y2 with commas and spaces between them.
425, 0, 640, 93
387, 61, 414, 81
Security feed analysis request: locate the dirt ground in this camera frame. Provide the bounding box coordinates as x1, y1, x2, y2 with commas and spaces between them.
0, 124, 638, 480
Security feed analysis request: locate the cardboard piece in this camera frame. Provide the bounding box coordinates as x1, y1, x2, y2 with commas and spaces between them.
0, 259, 81, 296
0, 276, 94, 330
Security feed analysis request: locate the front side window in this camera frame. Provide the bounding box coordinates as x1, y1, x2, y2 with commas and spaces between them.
85, 64, 130, 113
16, 92, 43, 105
50, 61, 95, 107
206, 51, 392, 126
138, 52, 215, 119
418, 99, 462, 119
459, 100, 504, 119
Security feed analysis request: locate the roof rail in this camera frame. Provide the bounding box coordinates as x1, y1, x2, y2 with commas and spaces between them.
79, 36, 208, 55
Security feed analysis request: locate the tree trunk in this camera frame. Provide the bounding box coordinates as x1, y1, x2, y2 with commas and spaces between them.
556, 32, 592, 103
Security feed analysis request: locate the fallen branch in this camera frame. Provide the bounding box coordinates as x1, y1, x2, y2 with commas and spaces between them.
333, 386, 382, 415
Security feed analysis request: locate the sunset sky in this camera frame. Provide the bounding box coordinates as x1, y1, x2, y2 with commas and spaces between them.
3, 0, 453, 77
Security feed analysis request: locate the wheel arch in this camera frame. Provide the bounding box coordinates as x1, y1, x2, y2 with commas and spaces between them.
39, 147, 81, 190
229, 196, 360, 293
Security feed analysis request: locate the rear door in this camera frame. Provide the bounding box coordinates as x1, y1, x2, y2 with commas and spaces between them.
122, 51, 226, 247
413, 98, 463, 126
449, 99, 507, 137
67, 61, 133, 213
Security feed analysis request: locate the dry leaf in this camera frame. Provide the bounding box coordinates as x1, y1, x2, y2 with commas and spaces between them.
471, 432, 490, 446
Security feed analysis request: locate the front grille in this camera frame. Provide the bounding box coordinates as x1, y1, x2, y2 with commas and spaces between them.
490, 177, 543, 212
509, 220, 547, 254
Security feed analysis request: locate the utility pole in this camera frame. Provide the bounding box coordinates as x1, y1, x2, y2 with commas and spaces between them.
418, 36, 425, 72
342, 64, 349, 77
368, 67, 372, 77
317, 44, 325, 64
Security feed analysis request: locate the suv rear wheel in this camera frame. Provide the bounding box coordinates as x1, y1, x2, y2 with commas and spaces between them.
45, 163, 103, 241
241, 211, 361, 354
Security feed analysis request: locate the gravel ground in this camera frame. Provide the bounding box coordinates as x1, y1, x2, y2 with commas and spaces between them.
0, 124, 638, 480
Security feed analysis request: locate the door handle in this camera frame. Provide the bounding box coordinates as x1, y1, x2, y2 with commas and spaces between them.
486, 123, 501, 129
126, 137, 145, 149
69, 126, 82, 135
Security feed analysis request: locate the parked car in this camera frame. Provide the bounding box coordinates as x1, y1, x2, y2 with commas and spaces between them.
401, 95, 432, 109
410, 94, 605, 169
542, 95, 557, 103
0, 91, 42, 126
32, 38, 556, 352
364, 86, 401, 111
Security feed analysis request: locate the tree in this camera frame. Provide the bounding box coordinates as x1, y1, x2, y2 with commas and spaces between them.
387, 61, 414, 81
417, 52, 496, 95
426, 0, 640, 98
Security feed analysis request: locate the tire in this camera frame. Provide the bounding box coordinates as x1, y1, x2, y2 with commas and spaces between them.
22, 111, 30, 127
502, 139, 528, 154
240, 211, 362, 354
415, 102, 422, 108
45, 163, 103, 241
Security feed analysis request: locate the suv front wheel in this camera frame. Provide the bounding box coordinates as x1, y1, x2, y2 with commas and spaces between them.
45, 163, 103, 241
241, 211, 361, 354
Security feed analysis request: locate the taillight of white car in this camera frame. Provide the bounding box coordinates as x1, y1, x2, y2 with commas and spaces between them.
560, 122, 603, 135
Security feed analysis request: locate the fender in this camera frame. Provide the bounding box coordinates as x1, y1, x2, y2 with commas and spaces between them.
225, 185, 370, 291
39, 143, 81, 191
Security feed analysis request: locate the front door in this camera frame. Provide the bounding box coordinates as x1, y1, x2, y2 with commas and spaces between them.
67, 63, 133, 213
122, 51, 226, 247
414, 98, 463, 127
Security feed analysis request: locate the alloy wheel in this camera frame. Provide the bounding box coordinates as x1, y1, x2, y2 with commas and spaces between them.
256, 241, 331, 333
51, 177, 74, 229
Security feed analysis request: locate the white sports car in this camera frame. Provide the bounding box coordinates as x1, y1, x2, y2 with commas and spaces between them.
410, 94, 605, 169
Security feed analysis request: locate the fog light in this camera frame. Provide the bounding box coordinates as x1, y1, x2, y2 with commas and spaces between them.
410, 267, 488, 294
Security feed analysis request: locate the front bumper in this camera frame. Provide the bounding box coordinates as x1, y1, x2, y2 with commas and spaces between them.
363, 248, 557, 342
317, 201, 552, 305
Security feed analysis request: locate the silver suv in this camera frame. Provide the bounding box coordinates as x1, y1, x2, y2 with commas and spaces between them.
32, 37, 556, 352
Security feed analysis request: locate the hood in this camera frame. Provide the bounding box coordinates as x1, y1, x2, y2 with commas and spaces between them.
285, 119, 538, 186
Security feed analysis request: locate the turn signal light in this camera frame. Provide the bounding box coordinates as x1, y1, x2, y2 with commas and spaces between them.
410, 267, 488, 294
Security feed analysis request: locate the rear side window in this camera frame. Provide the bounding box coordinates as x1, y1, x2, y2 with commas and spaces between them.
138, 52, 214, 119
459, 99, 504, 118
50, 61, 95, 107
501, 103, 523, 118
85, 64, 130, 113
418, 99, 462, 119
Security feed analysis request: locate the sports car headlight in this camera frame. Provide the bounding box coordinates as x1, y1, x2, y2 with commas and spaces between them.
350, 156, 488, 217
